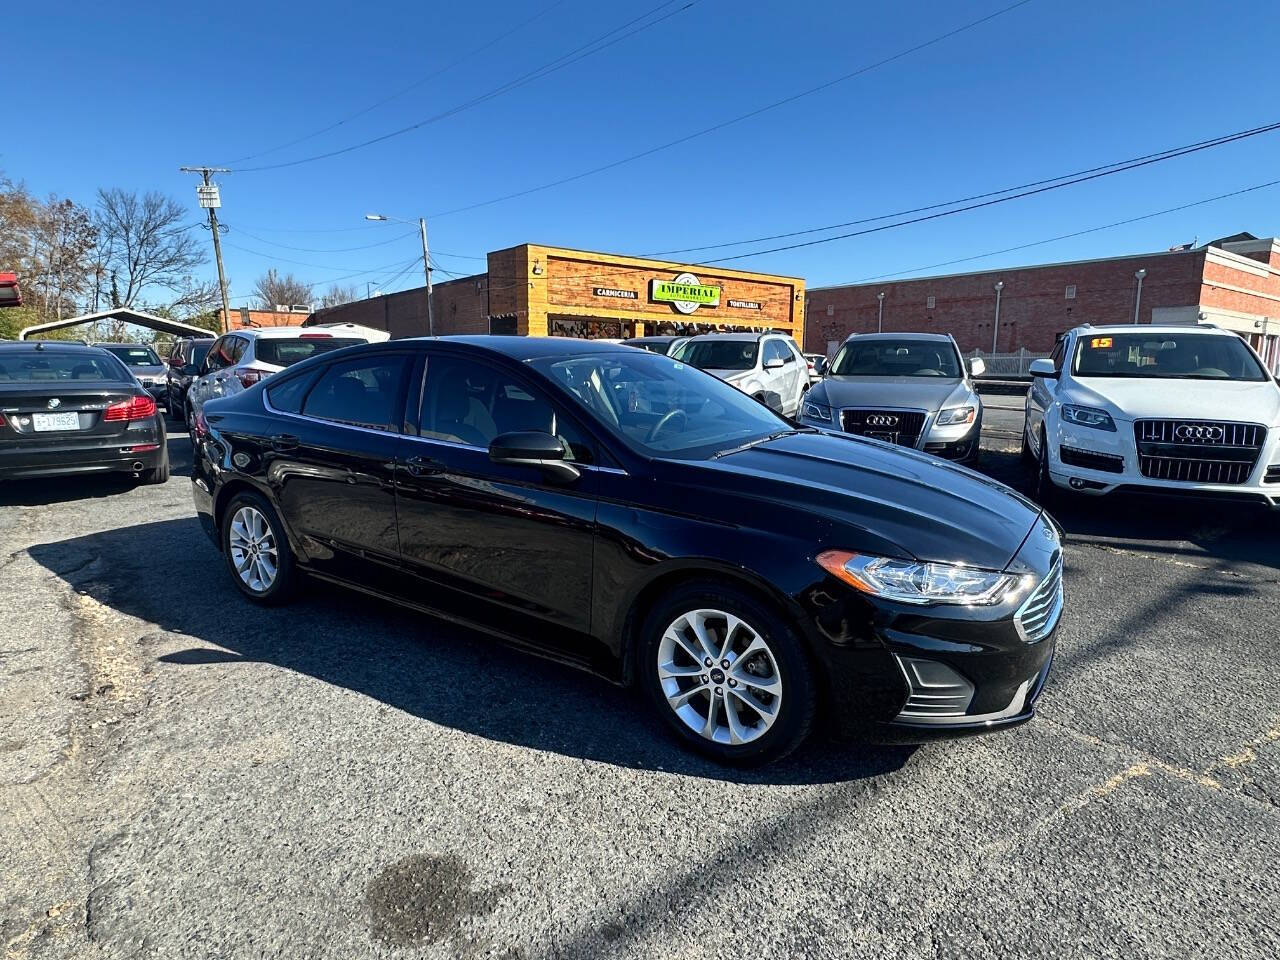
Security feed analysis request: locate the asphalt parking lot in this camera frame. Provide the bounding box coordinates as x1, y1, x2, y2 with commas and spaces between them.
2, 404, 1278, 960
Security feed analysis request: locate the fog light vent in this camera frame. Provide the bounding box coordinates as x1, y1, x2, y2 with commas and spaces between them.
894, 656, 975, 719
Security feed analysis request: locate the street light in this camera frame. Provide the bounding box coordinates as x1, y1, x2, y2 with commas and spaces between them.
365, 212, 433, 336
876, 291, 886, 333
1133, 268, 1147, 324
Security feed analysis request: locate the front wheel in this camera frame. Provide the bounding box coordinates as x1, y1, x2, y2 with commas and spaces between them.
639, 582, 815, 765
221, 491, 296, 604
1032, 427, 1059, 507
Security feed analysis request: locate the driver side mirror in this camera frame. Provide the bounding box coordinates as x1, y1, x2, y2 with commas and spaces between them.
814, 358, 828, 375
764, 357, 785, 370
489, 431, 580, 484
1028, 358, 1058, 379
967, 357, 986, 377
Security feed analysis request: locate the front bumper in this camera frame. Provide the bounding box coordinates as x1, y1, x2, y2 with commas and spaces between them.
1046, 418, 1280, 507
798, 407, 982, 461
799, 515, 1063, 741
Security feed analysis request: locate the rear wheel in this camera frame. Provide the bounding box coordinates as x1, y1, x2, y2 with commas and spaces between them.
221, 491, 296, 604
141, 444, 170, 485
639, 582, 815, 765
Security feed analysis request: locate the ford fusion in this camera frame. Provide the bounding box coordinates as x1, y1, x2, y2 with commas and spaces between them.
0, 341, 169, 483
192, 337, 1061, 764
799, 333, 986, 463
1025, 324, 1280, 506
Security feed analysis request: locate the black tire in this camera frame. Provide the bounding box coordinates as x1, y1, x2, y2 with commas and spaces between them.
638, 581, 816, 765
220, 490, 297, 605
141, 444, 170, 485
166, 389, 183, 422
1033, 427, 1059, 507
1020, 420, 1035, 467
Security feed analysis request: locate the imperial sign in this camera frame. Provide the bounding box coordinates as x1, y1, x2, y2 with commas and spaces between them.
651, 273, 721, 315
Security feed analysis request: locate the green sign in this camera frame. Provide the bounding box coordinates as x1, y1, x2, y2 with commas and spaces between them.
650, 273, 721, 314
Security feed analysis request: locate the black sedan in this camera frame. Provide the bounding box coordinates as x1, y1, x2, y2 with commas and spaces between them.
0, 341, 169, 483
192, 336, 1061, 764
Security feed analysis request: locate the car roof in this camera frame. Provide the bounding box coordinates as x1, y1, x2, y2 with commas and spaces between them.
0, 341, 109, 353
625, 335, 679, 343
1069, 324, 1228, 336
682, 332, 774, 342
843, 332, 954, 344
225, 326, 315, 339
414, 335, 643, 361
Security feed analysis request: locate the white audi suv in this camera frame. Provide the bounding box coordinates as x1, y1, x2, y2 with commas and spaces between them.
1024, 324, 1280, 507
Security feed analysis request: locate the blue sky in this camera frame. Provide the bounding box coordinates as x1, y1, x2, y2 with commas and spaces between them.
7, 0, 1280, 305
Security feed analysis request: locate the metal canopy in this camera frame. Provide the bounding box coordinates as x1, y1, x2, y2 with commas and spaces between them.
18, 308, 216, 341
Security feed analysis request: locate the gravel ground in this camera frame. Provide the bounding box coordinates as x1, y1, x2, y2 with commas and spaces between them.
2, 416, 1278, 960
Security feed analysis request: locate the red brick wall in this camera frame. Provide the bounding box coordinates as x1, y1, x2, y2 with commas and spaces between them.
804, 251, 1207, 354
306, 275, 488, 337
1200, 256, 1280, 317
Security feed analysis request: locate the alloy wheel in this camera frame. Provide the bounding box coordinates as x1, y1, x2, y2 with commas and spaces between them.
228, 505, 279, 592
656, 608, 783, 746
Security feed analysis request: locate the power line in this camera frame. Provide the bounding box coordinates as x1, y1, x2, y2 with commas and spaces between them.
429, 0, 1037, 218
846, 178, 1280, 284
696, 120, 1280, 264
223, 0, 571, 165
644, 122, 1280, 259
233, 0, 695, 173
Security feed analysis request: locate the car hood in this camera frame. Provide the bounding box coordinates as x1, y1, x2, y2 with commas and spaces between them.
702, 368, 756, 383
816, 375, 970, 412
678, 430, 1041, 570
1071, 377, 1280, 423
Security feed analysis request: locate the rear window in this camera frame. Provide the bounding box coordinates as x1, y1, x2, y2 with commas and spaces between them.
0, 351, 128, 382
102, 345, 162, 366
255, 337, 363, 367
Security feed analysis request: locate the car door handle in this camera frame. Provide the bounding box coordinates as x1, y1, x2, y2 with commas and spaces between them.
404, 455, 444, 476
270, 434, 299, 451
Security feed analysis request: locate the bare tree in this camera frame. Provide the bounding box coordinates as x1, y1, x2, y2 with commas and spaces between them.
253, 268, 312, 310
319, 283, 359, 308
95, 188, 205, 307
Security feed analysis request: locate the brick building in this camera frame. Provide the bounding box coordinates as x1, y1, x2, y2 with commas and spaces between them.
804, 234, 1280, 372
218, 306, 311, 332
307, 243, 806, 344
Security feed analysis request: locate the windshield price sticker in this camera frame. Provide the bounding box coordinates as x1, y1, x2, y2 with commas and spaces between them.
1089, 337, 1114, 348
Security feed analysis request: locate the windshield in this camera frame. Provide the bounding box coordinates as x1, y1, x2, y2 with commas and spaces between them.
102, 345, 162, 367
1072, 332, 1267, 381
828, 339, 961, 378
256, 337, 363, 367
532, 351, 791, 459
0, 351, 128, 383
673, 339, 758, 371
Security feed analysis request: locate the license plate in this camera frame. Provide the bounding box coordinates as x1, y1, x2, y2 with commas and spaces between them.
866, 430, 899, 443
32, 412, 81, 432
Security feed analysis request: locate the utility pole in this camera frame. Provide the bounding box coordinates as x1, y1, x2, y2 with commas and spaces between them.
180, 166, 231, 332
419, 218, 434, 337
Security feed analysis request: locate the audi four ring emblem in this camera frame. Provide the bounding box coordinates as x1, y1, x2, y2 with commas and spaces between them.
865, 414, 899, 427
1175, 424, 1223, 441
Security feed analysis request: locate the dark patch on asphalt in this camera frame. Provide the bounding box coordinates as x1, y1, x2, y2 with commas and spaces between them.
365, 852, 511, 946
0, 740, 25, 753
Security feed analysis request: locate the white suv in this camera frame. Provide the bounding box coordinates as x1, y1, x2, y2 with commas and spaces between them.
673, 333, 809, 417
186, 325, 384, 429
1024, 324, 1280, 507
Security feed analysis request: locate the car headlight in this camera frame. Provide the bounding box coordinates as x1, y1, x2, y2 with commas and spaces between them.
802, 399, 832, 422
936, 405, 976, 426
817, 550, 1024, 605
1062, 404, 1116, 431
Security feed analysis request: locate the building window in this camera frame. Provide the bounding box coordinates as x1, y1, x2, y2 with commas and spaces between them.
926, 295, 936, 310
1065, 284, 1077, 300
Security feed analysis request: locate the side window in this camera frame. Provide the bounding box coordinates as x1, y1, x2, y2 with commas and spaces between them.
204, 338, 227, 372
229, 337, 249, 363
266, 369, 322, 415
419, 355, 593, 462
762, 340, 787, 365
1050, 337, 1066, 373
301, 355, 409, 431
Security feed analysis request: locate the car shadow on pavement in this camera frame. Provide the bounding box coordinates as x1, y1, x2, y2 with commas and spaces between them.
26, 515, 914, 786
0, 427, 194, 507
978, 448, 1280, 570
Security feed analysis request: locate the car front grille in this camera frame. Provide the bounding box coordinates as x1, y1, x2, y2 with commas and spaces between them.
1059, 445, 1124, 474
840, 409, 926, 447
1015, 552, 1063, 644
1133, 420, 1265, 485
